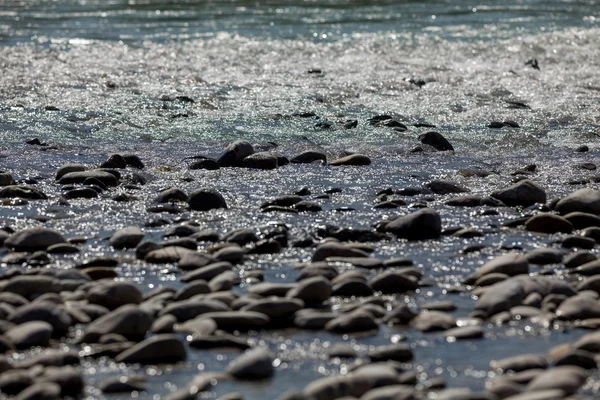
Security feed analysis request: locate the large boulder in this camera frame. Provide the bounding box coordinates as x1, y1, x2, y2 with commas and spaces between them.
384, 208, 442, 240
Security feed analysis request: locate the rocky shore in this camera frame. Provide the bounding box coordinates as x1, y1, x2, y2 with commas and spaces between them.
0, 130, 600, 400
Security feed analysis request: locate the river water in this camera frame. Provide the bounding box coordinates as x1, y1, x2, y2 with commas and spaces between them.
0, 1, 600, 399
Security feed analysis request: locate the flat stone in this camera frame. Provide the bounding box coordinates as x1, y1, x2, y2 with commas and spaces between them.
115, 334, 186, 364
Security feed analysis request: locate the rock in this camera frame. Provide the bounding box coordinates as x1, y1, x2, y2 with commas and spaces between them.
474, 278, 526, 317
526, 366, 586, 395
218, 140, 255, 167
325, 310, 378, 333
556, 295, 600, 320
426, 180, 468, 195
83, 305, 152, 342
63, 187, 99, 199
145, 246, 193, 263
9, 301, 72, 336
154, 188, 188, 204
241, 298, 304, 319
59, 170, 118, 186
213, 245, 246, 264
247, 282, 294, 297
99, 376, 145, 394
312, 242, 369, 262
287, 277, 332, 304
383, 208, 442, 240
491, 180, 546, 207
360, 385, 415, 400
3, 275, 60, 298
122, 154, 145, 169
503, 390, 565, 400
490, 354, 548, 373
333, 279, 374, 297
368, 344, 413, 362
0, 185, 47, 200
330, 154, 371, 166
553, 349, 597, 369
564, 251, 597, 269
328, 343, 357, 359
87, 281, 142, 310
369, 271, 419, 294
188, 334, 250, 350
151, 314, 176, 333
227, 347, 274, 380
174, 281, 211, 301
562, 235, 595, 249
159, 299, 229, 322
564, 212, 600, 229
181, 262, 233, 282
14, 382, 61, 400
189, 159, 220, 170
524, 248, 564, 265
555, 188, 600, 215
187, 189, 227, 211
411, 311, 456, 332
419, 131, 454, 151
242, 153, 278, 169
196, 311, 270, 332
0, 370, 34, 395
115, 334, 186, 364
525, 214, 573, 234
40, 366, 84, 396
444, 326, 484, 341
110, 226, 144, 249
5, 228, 66, 251
577, 275, 600, 293
56, 164, 87, 180
174, 318, 217, 336
291, 151, 327, 164
475, 253, 529, 278
0, 173, 14, 186
5, 321, 53, 348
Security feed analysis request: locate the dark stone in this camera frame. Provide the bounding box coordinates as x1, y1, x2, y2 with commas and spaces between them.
187, 189, 227, 211
418, 131, 454, 151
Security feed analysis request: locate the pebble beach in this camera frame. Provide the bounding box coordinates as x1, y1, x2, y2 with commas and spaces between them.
1, 1, 600, 400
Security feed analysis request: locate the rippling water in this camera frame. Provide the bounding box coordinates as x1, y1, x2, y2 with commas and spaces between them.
1, 1, 600, 400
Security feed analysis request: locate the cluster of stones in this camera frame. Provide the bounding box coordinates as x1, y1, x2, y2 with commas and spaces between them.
1, 136, 600, 399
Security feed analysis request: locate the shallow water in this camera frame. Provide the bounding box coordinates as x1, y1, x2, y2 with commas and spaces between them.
1, 1, 600, 399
